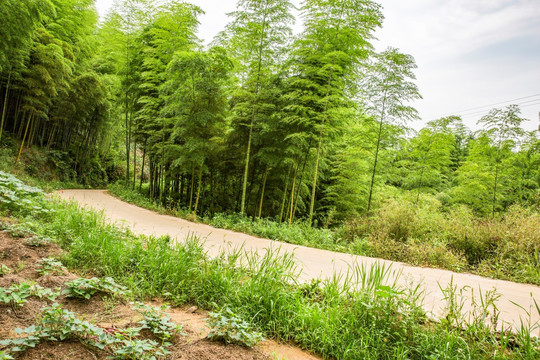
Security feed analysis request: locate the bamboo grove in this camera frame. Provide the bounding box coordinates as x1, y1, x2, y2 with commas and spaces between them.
1, 0, 539, 225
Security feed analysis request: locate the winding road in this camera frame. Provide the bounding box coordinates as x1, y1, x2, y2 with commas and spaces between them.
57, 190, 540, 334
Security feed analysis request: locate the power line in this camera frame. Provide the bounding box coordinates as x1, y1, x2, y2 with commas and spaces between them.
457, 97, 540, 118
456, 101, 540, 121
427, 93, 540, 121
520, 101, 540, 109
452, 93, 540, 114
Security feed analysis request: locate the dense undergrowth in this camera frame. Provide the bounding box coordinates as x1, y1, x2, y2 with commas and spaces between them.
2, 172, 536, 359
0, 136, 123, 190
109, 183, 540, 286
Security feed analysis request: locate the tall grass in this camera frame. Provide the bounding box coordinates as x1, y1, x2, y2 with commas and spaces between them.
344, 199, 540, 285
109, 183, 540, 286
109, 182, 340, 248
8, 194, 538, 359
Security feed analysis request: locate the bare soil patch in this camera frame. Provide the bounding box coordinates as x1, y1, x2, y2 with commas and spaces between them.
0, 225, 319, 360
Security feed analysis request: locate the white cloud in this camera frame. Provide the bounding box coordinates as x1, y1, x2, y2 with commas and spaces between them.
375, 0, 540, 130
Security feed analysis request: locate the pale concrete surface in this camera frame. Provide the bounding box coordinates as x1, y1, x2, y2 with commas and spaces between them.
56, 190, 540, 334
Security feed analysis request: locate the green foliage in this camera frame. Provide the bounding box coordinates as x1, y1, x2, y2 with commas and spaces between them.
1, 0, 538, 227
0, 171, 49, 215
207, 307, 265, 347
0, 264, 11, 276
36, 257, 65, 276
0, 0, 539, 352
0, 303, 172, 359
133, 302, 183, 342
1, 223, 31, 238
325, 115, 377, 219
361, 47, 422, 212
403, 127, 456, 197
208, 212, 337, 247
0, 0, 54, 73
63, 277, 129, 300
343, 198, 540, 284
160, 47, 232, 213
25, 235, 53, 247
0, 351, 14, 360
0, 282, 58, 308
110, 182, 540, 285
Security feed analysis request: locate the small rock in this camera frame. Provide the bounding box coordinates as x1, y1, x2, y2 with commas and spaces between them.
187, 306, 198, 313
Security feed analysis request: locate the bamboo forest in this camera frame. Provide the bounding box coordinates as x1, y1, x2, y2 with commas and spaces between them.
1, 0, 539, 226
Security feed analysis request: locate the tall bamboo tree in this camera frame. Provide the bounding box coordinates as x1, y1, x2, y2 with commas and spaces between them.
477, 105, 526, 217
361, 47, 421, 213
217, 0, 294, 214
283, 0, 383, 223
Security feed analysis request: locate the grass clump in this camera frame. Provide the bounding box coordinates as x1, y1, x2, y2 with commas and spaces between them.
109, 183, 540, 286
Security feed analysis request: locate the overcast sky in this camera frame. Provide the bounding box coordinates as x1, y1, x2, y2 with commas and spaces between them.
95, 0, 540, 132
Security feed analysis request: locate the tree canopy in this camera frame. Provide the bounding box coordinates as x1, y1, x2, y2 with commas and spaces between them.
1, 0, 538, 222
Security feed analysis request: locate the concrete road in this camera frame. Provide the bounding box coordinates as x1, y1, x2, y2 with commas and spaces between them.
56, 189, 540, 334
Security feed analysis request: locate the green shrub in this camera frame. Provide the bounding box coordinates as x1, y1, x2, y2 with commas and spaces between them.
36, 258, 65, 276
0, 282, 58, 308
207, 307, 265, 347
63, 277, 129, 300
0, 303, 172, 359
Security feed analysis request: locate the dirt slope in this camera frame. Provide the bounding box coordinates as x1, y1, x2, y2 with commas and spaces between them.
0, 224, 319, 360
57, 190, 540, 334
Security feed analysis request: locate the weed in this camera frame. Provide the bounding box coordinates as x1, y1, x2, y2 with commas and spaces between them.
207, 307, 264, 347
36, 258, 65, 276
102, 296, 120, 318
25, 235, 53, 247
0, 282, 58, 308
15, 261, 25, 272
0, 264, 10, 276
63, 277, 129, 300
133, 302, 183, 342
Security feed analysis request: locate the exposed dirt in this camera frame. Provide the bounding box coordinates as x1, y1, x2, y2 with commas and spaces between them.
171, 340, 268, 360
0, 224, 320, 360
20, 341, 100, 360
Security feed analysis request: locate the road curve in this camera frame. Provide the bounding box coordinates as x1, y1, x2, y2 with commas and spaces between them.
56, 189, 540, 333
